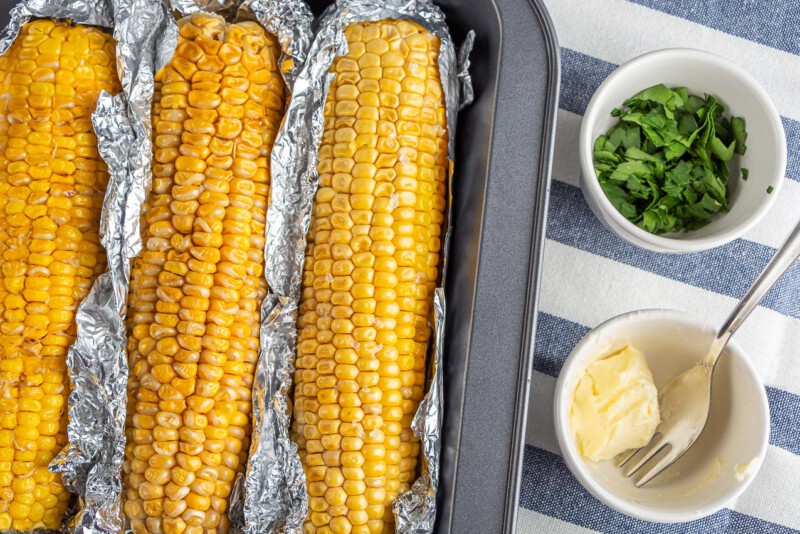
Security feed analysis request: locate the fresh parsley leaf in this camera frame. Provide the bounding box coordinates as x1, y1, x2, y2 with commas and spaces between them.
685, 95, 706, 114
767, 186, 774, 194
677, 111, 699, 138
666, 160, 692, 186
709, 137, 736, 162
610, 160, 652, 182
699, 193, 723, 213
625, 84, 684, 119
731, 117, 747, 155
625, 147, 662, 163
593, 84, 748, 234
600, 181, 638, 219
742, 168, 749, 181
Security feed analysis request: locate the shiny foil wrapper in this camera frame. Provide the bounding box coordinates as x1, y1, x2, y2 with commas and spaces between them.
160, 2, 314, 533
0, 0, 113, 53
392, 288, 444, 534
27, 0, 309, 533
243, 1, 473, 532
46, 0, 177, 532
0, 0, 172, 532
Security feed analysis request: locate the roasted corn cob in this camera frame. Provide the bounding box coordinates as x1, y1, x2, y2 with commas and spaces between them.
292, 20, 448, 534
122, 13, 285, 534
0, 19, 119, 532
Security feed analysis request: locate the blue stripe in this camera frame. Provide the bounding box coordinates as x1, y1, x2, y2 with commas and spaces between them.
547, 180, 800, 319
560, 48, 800, 181
532, 313, 588, 378
782, 116, 800, 180
629, 0, 800, 57
559, 48, 615, 116
765, 387, 800, 458
534, 312, 800, 457
520, 446, 799, 533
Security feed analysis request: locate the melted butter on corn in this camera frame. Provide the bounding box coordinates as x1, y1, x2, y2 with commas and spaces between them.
292, 19, 448, 534
122, 13, 285, 534
0, 19, 119, 532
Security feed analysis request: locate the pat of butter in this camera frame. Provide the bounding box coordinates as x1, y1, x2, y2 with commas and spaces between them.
570, 346, 660, 462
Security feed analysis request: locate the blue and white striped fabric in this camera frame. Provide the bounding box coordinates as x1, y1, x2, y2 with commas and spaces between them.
519, 1, 800, 532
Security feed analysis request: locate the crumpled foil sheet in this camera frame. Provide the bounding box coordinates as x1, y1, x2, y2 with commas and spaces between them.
37, 0, 310, 532
392, 289, 445, 534
0, 0, 112, 54
239, 0, 312, 87
0, 0, 170, 533
41, 0, 177, 532
160, 3, 313, 533
241, 1, 473, 532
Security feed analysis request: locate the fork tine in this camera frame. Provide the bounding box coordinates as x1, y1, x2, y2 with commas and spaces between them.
615, 448, 638, 468
622, 434, 666, 478
635, 445, 679, 487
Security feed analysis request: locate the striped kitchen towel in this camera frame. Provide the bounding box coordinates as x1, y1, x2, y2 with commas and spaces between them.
521, 0, 800, 532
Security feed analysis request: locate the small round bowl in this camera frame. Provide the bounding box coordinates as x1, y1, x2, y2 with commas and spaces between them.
579, 48, 787, 253
554, 309, 770, 523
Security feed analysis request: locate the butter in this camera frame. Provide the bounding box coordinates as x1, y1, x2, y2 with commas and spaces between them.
734, 458, 759, 481
570, 346, 660, 462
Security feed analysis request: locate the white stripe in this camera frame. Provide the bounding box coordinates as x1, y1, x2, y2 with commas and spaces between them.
745, 178, 800, 250
553, 108, 800, 251
544, 0, 800, 121
539, 241, 800, 396
517, 508, 599, 534
526, 372, 800, 529
733, 446, 800, 529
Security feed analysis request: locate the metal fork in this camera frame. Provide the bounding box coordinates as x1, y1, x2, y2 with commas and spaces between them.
618, 218, 800, 487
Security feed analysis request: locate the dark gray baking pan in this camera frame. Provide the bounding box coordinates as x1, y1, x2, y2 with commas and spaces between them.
0, 0, 560, 530
429, 1, 558, 532
306, 0, 561, 532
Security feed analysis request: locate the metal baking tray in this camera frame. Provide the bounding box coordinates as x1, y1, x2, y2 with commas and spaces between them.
0, 0, 559, 530
432, 1, 558, 532
307, 0, 560, 531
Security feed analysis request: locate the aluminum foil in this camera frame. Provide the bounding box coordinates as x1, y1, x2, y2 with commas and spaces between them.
0, 0, 169, 533
150, 3, 313, 533
393, 288, 445, 534
241, 1, 473, 532
0, 0, 112, 54
43, 0, 178, 533
39, 0, 311, 532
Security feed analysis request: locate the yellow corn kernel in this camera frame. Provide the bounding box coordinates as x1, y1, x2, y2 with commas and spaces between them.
292, 18, 448, 534
0, 19, 119, 532
123, 12, 285, 533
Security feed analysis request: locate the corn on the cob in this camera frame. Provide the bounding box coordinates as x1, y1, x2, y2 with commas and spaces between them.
0, 19, 119, 532
292, 19, 448, 534
122, 13, 285, 534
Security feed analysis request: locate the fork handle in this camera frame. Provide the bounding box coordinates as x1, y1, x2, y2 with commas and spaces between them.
706, 217, 800, 366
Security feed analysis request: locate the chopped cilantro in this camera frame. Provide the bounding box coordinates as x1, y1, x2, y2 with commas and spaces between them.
593, 84, 748, 234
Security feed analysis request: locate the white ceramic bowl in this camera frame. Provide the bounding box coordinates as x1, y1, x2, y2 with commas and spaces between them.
580, 48, 787, 253
553, 309, 770, 523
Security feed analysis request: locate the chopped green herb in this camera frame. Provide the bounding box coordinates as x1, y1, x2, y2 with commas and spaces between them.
593, 84, 748, 234
767, 186, 774, 194
742, 168, 749, 181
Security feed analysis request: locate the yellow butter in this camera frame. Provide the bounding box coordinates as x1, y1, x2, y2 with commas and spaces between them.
570, 346, 660, 462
